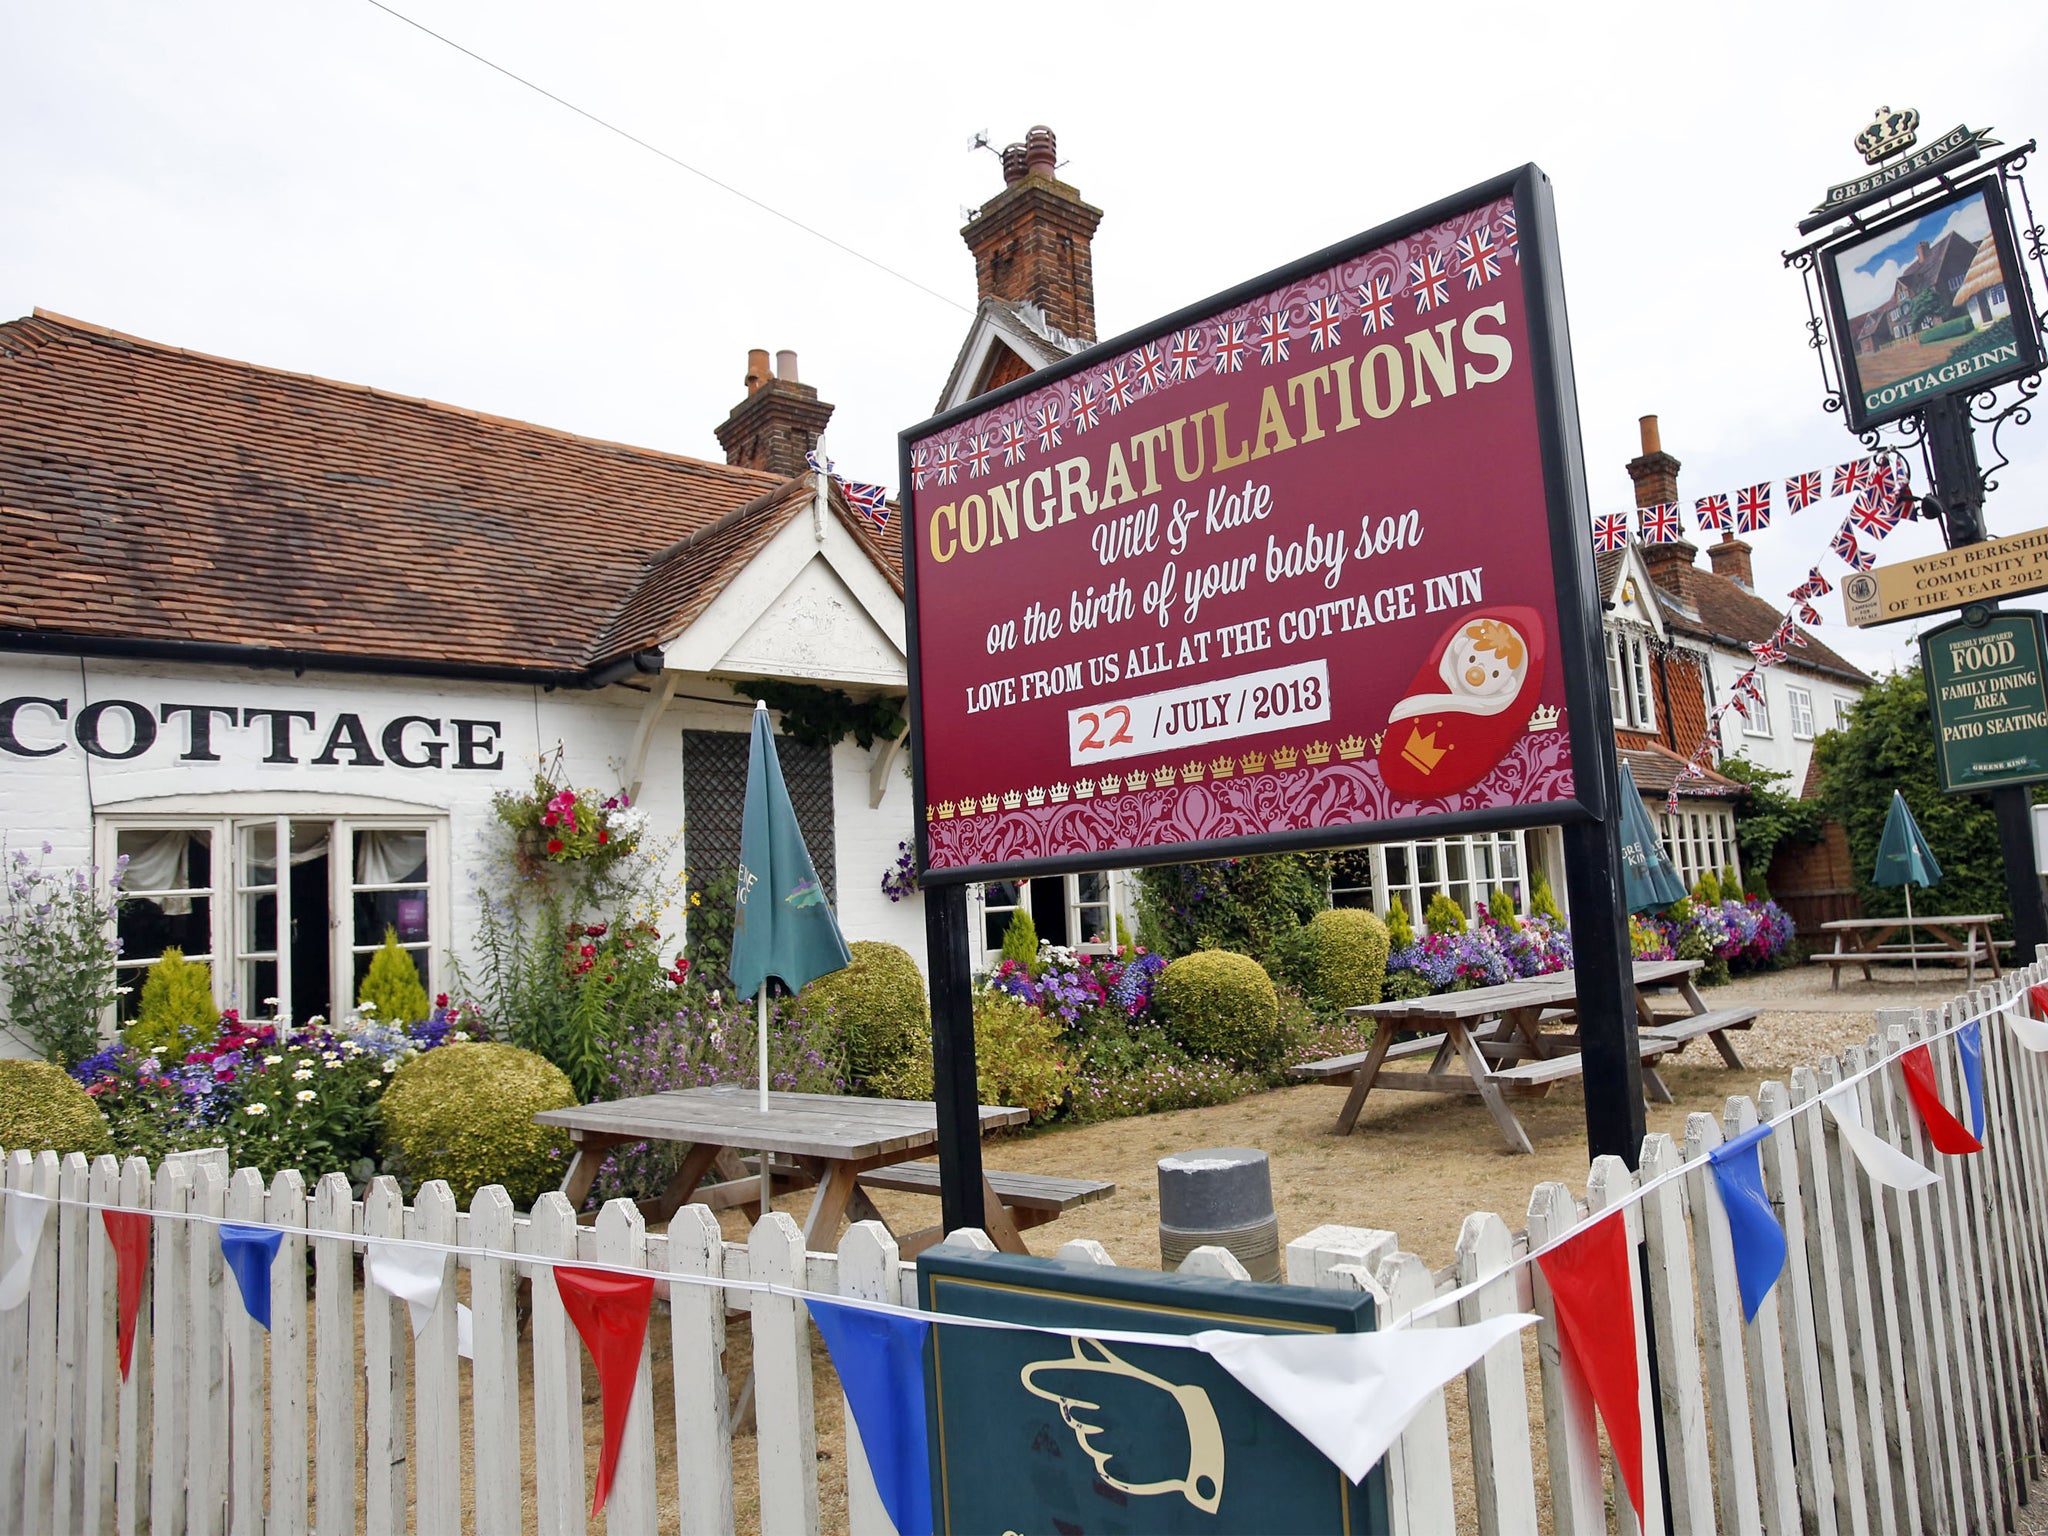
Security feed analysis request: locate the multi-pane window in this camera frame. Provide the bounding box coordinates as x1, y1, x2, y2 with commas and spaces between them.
1655, 805, 1741, 890
1787, 686, 1816, 740
1605, 628, 1656, 730
1740, 681, 1773, 737
1836, 696, 1854, 731
101, 815, 442, 1024
1331, 831, 1530, 927
975, 873, 1119, 966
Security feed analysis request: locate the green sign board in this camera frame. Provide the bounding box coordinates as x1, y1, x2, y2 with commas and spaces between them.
1920, 611, 2048, 793
918, 1246, 1387, 1535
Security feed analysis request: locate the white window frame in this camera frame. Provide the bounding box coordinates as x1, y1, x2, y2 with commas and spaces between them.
1740, 678, 1773, 738
974, 872, 1119, 969
1787, 685, 1816, 740
1334, 830, 1531, 928
1605, 627, 1656, 731
97, 808, 449, 1025
1835, 696, 1854, 731
1655, 804, 1741, 890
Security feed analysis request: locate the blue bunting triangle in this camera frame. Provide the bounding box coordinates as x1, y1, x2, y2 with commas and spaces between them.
1958, 1021, 1986, 1142
808, 1299, 933, 1536
1708, 1124, 1786, 1323
220, 1224, 282, 1331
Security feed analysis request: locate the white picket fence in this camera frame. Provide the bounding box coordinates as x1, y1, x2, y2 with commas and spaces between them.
3, 959, 2048, 1534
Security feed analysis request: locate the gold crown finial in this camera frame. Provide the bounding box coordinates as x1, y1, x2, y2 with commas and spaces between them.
1855, 106, 1920, 165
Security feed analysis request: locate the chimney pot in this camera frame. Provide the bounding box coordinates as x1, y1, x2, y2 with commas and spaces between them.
1706, 534, 1755, 590
1638, 415, 1661, 456
1002, 143, 1028, 184
745, 348, 771, 395
1024, 125, 1057, 177
775, 349, 799, 383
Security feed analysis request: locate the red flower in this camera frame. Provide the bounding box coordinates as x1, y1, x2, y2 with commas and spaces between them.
579, 944, 597, 959
546, 839, 565, 854
435, 993, 449, 1009
541, 811, 558, 828
585, 924, 607, 939
597, 830, 610, 845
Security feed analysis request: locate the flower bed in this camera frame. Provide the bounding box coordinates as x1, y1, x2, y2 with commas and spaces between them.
1387, 913, 1574, 993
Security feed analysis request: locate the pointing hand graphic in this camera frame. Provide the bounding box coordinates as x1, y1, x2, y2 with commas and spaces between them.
1019, 1338, 1225, 1513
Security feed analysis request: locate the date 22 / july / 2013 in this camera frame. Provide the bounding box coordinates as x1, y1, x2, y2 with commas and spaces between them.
1064, 659, 1331, 766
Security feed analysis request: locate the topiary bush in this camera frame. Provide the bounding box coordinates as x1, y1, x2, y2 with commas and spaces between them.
1719, 866, 1743, 901
797, 940, 929, 1088
0, 1059, 112, 1157
1529, 868, 1564, 925
999, 907, 1040, 971
1384, 895, 1415, 950
1693, 870, 1723, 905
1155, 950, 1281, 1070
1292, 908, 1390, 1010
357, 926, 430, 1025
1424, 893, 1468, 937
379, 1042, 575, 1208
1487, 887, 1520, 931
127, 947, 218, 1059
870, 990, 1073, 1121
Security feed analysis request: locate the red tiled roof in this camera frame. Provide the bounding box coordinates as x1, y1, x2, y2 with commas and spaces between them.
1622, 742, 1741, 797
0, 311, 898, 678
1677, 568, 1868, 686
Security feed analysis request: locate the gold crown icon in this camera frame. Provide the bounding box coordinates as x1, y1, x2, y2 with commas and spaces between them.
1208, 756, 1235, 779
1179, 761, 1205, 783
1399, 727, 1447, 774
1371, 732, 1385, 753
1303, 740, 1332, 765
978, 793, 1000, 814
1001, 789, 1024, 810
957, 797, 978, 816
934, 800, 955, 820
1098, 774, 1123, 795
1239, 750, 1266, 774
1527, 704, 1560, 731
1072, 780, 1094, 800
1855, 105, 1920, 164
1151, 766, 1177, 788
1023, 785, 1047, 807
1336, 734, 1367, 761
1048, 782, 1070, 803
1271, 746, 1299, 771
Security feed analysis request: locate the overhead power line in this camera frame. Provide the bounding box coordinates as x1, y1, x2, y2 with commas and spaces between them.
360, 0, 972, 315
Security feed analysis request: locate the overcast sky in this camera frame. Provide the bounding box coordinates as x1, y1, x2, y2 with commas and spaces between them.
6, 1, 2046, 678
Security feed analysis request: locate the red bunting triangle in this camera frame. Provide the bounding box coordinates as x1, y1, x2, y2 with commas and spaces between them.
1899, 1043, 1981, 1154
553, 1265, 655, 1515
1534, 1210, 1646, 1522
102, 1210, 151, 1381
2030, 983, 2048, 1020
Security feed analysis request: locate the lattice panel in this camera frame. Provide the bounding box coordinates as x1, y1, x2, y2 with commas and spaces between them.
681, 730, 837, 905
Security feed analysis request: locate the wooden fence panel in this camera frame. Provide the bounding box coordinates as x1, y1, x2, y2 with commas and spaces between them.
595, 1199, 660, 1536
526, 1191, 588, 1536
1716, 1100, 1800, 1536
1587, 1155, 1666, 1536
1682, 1113, 1764, 1535
266, 1169, 309, 1536
469, 1184, 525, 1536
667, 1202, 736, 1536
1378, 1249, 1458, 1536
1454, 1212, 1540, 1536
1754, 1081, 1837, 1536
1527, 1180, 1605, 1536
54, 1151, 90, 1536
408, 1180, 462, 1536
0, 1150, 37, 1531
750, 1211, 821, 1536
309, 1174, 355, 1536
838, 1221, 901, 1536
1637, 1134, 1715, 1536
1788, 1065, 1870, 1536
361, 1178, 408, 1536
224, 1167, 266, 1536
82, 1154, 120, 1536
185, 1160, 227, 1536
115, 1156, 153, 1536
148, 1160, 190, 1536
1985, 979, 2048, 1493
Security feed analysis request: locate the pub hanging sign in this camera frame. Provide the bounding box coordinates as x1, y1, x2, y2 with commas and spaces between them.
901, 164, 1608, 882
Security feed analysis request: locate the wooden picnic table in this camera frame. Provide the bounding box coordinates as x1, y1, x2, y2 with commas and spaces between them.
1813, 914, 2008, 990
536, 1085, 1102, 1257
1293, 959, 1759, 1153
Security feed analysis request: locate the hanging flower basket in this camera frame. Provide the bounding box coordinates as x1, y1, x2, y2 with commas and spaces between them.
494, 768, 645, 881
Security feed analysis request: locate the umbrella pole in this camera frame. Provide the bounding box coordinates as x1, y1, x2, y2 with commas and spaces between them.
1906, 883, 1917, 982
757, 989, 771, 1216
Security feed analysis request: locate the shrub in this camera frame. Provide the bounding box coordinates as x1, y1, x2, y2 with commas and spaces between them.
128, 947, 219, 1059
1, 846, 124, 1067
798, 940, 928, 1087
1382, 969, 1434, 1002
1133, 852, 1332, 967
1919, 316, 1973, 344
0, 1059, 112, 1157
358, 927, 430, 1025
1424, 893, 1468, 936
1529, 868, 1564, 925
1486, 887, 1520, 931
1292, 908, 1390, 1010
1693, 870, 1722, 905
1384, 896, 1415, 950
871, 990, 1073, 1122
379, 1043, 575, 1207
1154, 950, 1281, 1070
1720, 866, 1743, 901
999, 907, 1040, 970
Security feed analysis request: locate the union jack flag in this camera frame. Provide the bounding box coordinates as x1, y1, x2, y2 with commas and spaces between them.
1304, 296, 1341, 352
1258, 310, 1292, 366
1497, 209, 1518, 264
1356, 275, 1396, 333
1694, 493, 1732, 533
1830, 520, 1873, 571
932, 440, 961, 486
1101, 366, 1135, 414
1796, 599, 1822, 626
1410, 252, 1449, 312
1131, 345, 1168, 394
1639, 502, 1682, 543
843, 481, 890, 531
1750, 642, 1786, 667
1831, 458, 1873, 500
1796, 565, 1833, 598
1167, 328, 1206, 381
1031, 403, 1063, 452
1734, 482, 1771, 534
963, 432, 994, 478
1068, 383, 1100, 432
1848, 485, 1900, 538
1782, 622, 1808, 648
804, 447, 835, 478
1868, 455, 1895, 498
1214, 320, 1248, 374
910, 444, 930, 489
1785, 469, 1823, 511
999, 418, 1029, 467
1593, 512, 1629, 552
1454, 226, 1501, 289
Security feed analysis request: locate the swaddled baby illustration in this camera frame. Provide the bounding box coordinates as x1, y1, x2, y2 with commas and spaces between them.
1379, 607, 1547, 799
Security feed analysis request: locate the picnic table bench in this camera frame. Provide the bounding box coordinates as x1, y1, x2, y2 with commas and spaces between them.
1292, 959, 1755, 1153
1812, 914, 2008, 989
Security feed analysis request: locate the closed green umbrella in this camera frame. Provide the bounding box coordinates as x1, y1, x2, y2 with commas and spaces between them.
1617, 758, 1689, 913
1874, 789, 1942, 977
731, 700, 852, 1206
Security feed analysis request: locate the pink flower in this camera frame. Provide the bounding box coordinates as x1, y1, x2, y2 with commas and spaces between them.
542, 811, 558, 828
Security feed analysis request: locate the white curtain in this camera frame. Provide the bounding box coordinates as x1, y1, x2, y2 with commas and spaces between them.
118, 830, 196, 915
354, 830, 427, 888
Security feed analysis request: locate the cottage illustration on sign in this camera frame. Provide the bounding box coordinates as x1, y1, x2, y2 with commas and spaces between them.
1019, 1337, 1227, 1513
1379, 607, 1548, 798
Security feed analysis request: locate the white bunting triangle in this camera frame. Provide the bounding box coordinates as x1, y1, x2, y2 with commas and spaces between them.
0, 1192, 49, 1312
1193, 1312, 1537, 1484
365, 1240, 474, 1358
1825, 1083, 1938, 1191
2007, 1006, 2048, 1054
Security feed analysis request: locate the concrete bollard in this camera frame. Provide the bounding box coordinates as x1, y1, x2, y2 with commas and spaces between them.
1157, 1146, 1281, 1282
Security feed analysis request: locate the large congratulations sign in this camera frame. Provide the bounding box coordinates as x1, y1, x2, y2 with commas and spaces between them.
904, 165, 1604, 880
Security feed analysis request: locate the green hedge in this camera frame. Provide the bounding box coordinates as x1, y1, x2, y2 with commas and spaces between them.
1291, 908, 1390, 1009
379, 1043, 575, 1208
870, 990, 1073, 1121
1155, 950, 1281, 1070
0, 1060, 112, 1158
799, 941, 929, 1087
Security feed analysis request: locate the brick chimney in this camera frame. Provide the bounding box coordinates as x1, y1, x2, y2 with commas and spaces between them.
714, 348, 834, 478
1706, 535, 1755, 589
1627, 414, 1700, 609
961, 125, 1104, 344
